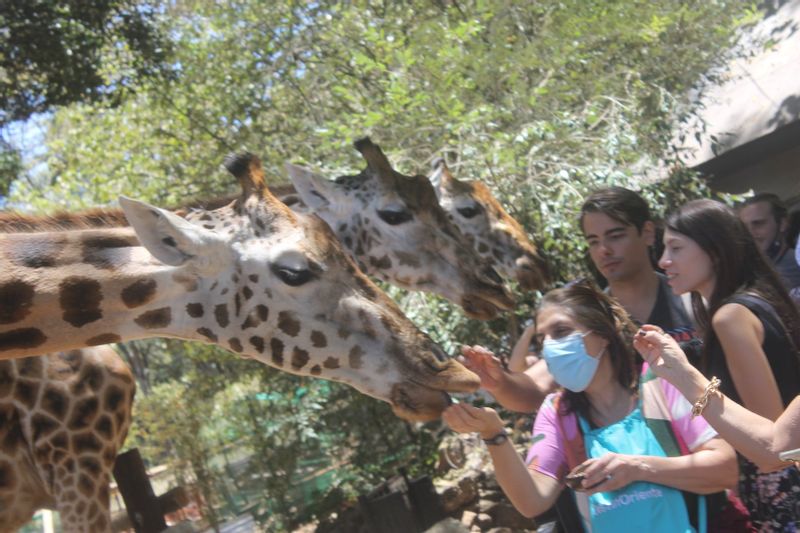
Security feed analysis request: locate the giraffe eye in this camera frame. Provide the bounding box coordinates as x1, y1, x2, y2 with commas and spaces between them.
456, 205, 482, 219
272, 265, 314, 286
377, 209, 413, 225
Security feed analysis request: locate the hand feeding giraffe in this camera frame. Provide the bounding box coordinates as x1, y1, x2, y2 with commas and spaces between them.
0, 153, 483, 532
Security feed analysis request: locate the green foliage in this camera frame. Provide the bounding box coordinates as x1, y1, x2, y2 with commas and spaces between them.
0, 139, 21, 197
0, 0, 169, 125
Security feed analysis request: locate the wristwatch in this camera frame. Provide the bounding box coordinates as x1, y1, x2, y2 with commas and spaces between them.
482, 430, 509, 446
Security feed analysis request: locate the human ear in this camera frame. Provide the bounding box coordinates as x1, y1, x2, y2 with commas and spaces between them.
641, 220, 656, 247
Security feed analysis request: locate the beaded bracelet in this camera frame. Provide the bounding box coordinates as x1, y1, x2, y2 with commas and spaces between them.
691, 376, 721, 418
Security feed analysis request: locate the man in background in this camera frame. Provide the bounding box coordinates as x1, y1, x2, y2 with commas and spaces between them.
738, 193, 800, 300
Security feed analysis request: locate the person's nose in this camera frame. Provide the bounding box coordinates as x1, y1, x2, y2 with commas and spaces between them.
658, 249, 670, 270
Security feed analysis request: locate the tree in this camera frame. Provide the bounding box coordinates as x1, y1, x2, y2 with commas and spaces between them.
0, 0, 169, 126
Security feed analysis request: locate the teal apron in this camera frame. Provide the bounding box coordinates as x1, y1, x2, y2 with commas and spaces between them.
577, 402, 706, 533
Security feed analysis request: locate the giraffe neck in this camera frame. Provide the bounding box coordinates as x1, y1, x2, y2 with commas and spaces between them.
0, 227, 223, 357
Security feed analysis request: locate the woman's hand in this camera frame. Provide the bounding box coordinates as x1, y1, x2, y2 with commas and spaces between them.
632, 325, 694, 383
458, 345, 506, 391
442, 402, 505, 439
571, 453, 648, 495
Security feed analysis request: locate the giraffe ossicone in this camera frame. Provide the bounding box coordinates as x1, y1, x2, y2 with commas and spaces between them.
429, 157, 549, 291
0, 153, 479, 421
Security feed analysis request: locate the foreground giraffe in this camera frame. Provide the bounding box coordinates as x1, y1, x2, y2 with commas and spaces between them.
0, 154, 481, 532
285, 138, 515, 319
429, 158, 548, 291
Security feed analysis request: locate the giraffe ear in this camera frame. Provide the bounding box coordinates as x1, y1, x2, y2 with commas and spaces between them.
285, 163, 342, 211
120, 196, 229, 269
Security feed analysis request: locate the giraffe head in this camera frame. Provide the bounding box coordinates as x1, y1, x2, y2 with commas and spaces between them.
119, 154, 479, 421
429, 158, 549, 291
285, 138, 514, 320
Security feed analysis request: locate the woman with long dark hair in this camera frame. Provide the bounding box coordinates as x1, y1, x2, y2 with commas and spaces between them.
660, 198, 800, 531
444, 281, 742, 532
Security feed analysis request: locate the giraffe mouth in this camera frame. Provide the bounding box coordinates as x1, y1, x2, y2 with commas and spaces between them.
516, 253, 550, 291
389, 364, 480, 422
461, 293, 513, 320
390, 383, 456, 422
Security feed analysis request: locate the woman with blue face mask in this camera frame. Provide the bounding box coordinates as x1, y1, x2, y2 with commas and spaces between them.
443, 281, 747, 532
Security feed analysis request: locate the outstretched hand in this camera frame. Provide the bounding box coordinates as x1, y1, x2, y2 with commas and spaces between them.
442, 402, 505, 439
458, 345, 505, 391
632, 325, 693, 384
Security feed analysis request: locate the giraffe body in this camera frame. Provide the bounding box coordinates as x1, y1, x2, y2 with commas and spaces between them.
0, 346, 134, 533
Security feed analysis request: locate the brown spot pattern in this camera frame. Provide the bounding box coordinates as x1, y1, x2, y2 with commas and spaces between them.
0, 281, 35, 324
31, 413, 59, 442
323, 357, 340, 369
0, 327, 47, 351
7, 235, 66, 268
0, 362, 13, 398
395, 251, 421, 267
270, 338, 284, 366
14, 379, 40, 409
134, 307, 172, 329
229, 338, 243, 352
278, 311, 300, 337
70, 397, 99, 429
186, 303, 204, 318
348, 345, 364, 369
369, 255, 392, 270
121, 279, 157, 308
249, 336, 264, 353
42, 387, 68, 418
214, 304, 230, 328
59, 277, 103, 327
81, 235, 135, 269
86, 333, 122, 346
291, 347, 309, 370
197, 327, 217, 342
17, 357, 43, 378
310, 330, 327, 348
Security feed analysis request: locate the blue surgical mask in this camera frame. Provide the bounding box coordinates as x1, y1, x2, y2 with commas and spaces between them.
542, 331, 603, 392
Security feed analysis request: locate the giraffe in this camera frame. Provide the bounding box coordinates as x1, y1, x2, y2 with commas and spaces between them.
284, 138, 515, 320
0, 346, 134, 533
0, 140, 520, 531
428, 158, 549, 291
0, 152, 478, 531
0, 152, 480, 413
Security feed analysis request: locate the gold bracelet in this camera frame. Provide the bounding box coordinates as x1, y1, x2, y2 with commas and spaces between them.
691, 376, 721, 418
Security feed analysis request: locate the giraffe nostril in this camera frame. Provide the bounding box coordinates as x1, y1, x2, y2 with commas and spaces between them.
483, 266, 502, 285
